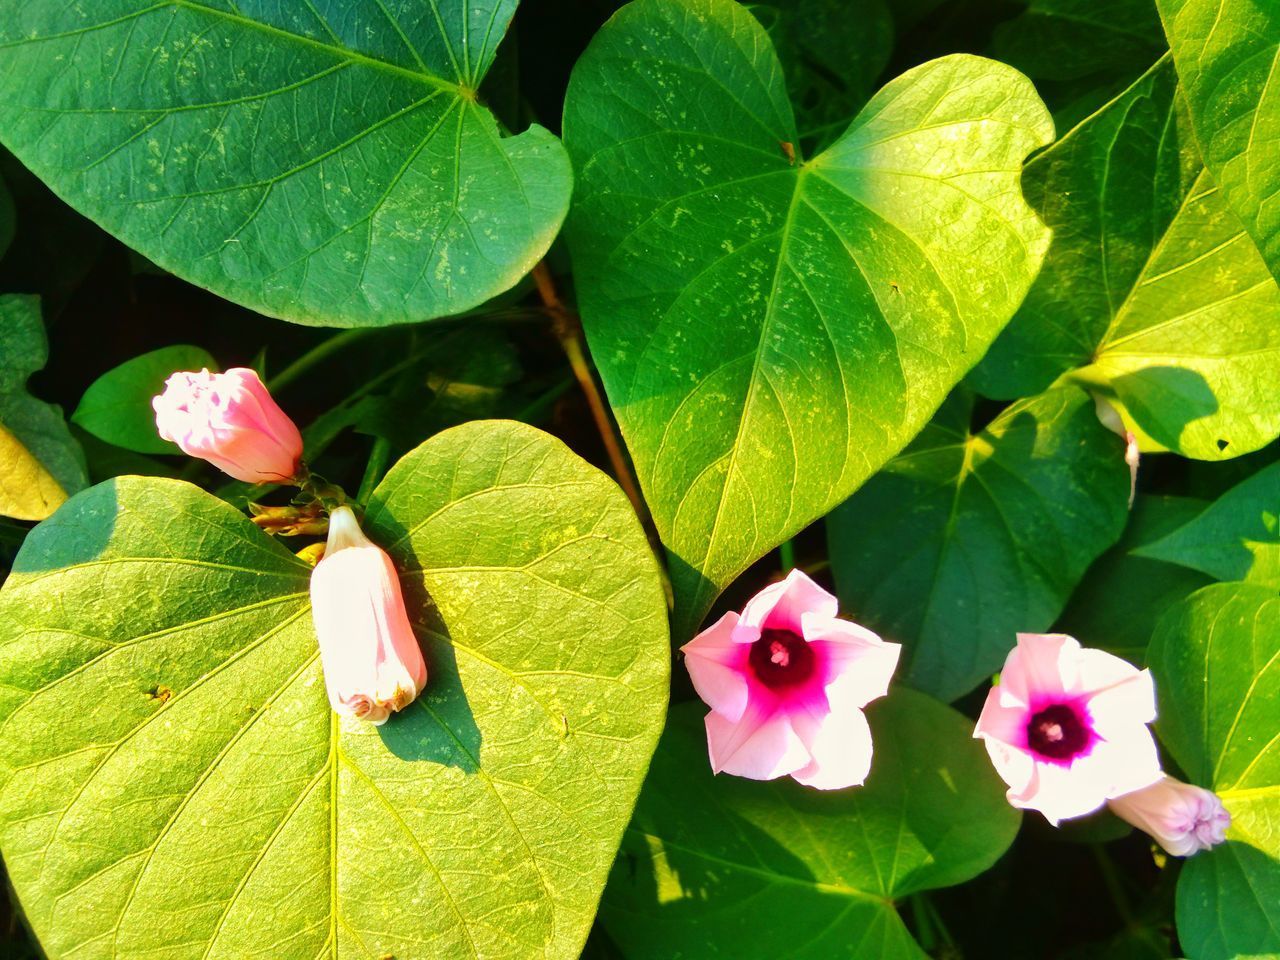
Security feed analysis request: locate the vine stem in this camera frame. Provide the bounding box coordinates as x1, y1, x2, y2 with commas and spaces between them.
268, 329, 371, 393
355, 436, 393, 507
531, 263, 651, 529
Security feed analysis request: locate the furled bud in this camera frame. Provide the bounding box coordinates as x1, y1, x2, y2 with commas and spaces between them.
1107, 775, 1231, 857
153, 368, 303, 484
309, 506, 428, 724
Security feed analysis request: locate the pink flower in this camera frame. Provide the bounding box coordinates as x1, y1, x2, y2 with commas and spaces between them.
153, 367, 303, 484
1108, 775, 1231, 857
974, 633, 1162, 824
680, 570, 900, 790
310, 506, 428, 724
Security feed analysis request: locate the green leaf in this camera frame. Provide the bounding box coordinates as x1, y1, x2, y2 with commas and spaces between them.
0, 420, 669, 959
598, 690, 1021, 959
1055, 495, 1214, 663
72, 345, 219, 455
972, 55, 1280, 461
0, 294, 86, 520
1137, 462, 1280, 588
828, 386, 1129, 701
991, 0, 1164, 83
1147, 583, 1280, 960
563, 0, 1054, 638
0, 1, 572, 328
1158, 0, 1280, 284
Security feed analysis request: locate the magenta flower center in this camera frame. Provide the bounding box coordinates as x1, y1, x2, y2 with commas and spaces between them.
749, 628, 816, 690
1026, 703, 1091, 761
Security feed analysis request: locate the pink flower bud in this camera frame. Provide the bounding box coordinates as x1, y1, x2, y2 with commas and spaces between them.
153, 368, 303, 484
681, 570, 901, 790
1107, 775, 1231, 856
310, 506, 428, 724
1094, 395, 1139, 507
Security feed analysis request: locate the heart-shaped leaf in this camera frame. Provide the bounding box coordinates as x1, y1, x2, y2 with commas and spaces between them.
1147, 583, 1280, 960
992, 0, 1164, 83
0, 1, 572, 328
598, 690, 1021, 959
72, 345, 219, 455
0, 420, 669, 959
563, 0, 1053, 637
1055, 495, 1213, 663
1137, 462, 1280, 588
0, 295, 86, 521
971, 56, 1280, 460
1158, 0, 1280, 284
828, 386, 1129, 701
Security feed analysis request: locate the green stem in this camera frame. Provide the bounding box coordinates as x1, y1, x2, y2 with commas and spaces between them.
779, 539, 796, 572
1091, 845, 1135, 926
269, 329, 371, 394
355, 436, 392, 507
909, 895, 937, 951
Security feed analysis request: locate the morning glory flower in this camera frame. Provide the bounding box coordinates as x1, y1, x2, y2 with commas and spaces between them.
681, 569, 900, 790
974, 633, 1163, 824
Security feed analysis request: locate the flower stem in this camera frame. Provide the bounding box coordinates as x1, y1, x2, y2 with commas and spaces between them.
269, 329, 371, 394
1091, 845, 1136, 926
531, 263, 651, 527
355, 436, 393, 508
779, 539, 796, 572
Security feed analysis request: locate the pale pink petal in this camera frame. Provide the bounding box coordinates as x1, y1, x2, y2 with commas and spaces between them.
738, 569, 837, 633
1008, 759, 1108, 824
681, 611, 750, 722
1082, 668, 1156, 739
974, 685, 1029, 746
789, 698, 874, 790
705, 702, 810, 780
1000, 633, 1078, 704
983, 737, 1036, 805
1077, 728, 1164, 801
806, 617, 900, 709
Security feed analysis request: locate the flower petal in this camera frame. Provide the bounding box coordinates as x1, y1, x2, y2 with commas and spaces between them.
807, 617, 900, 709
789, 699, 874, 790
1001, 633, 1079, 705
681, 611, 750, 722
705, 702, 810, 781
974, 685, 1028, 747
739, 569, 838, 634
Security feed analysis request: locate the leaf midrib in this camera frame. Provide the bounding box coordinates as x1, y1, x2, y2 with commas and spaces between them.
163, 0, 467, 96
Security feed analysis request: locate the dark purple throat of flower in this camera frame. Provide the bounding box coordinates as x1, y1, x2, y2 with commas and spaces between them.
1026, 703, 1094, 763
749, 628, 816, 690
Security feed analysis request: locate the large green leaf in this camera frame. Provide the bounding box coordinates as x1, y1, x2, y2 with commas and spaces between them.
828, 386, 1129, 701
0, 294, 86, 521
1137, 462, 1280, 588
0, 420, 669, 959
563, 0, 1053, 637
0, 1, 572, 328
1147, 583, 1280, 960
1158, 0, 1280, 283
72, 345, 219, 455
598, 691, 1021, 959
992, 0, 1164, 83
972, 55, 1280, 460
1055, 494, 1213, 663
